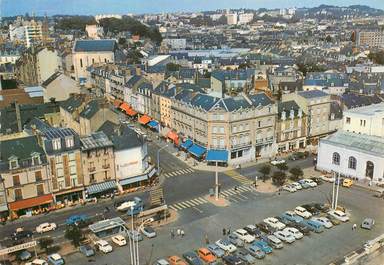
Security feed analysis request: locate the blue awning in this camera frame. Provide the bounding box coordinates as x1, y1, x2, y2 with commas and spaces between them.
206, 150, 228, 162
86, 180, 117, 195
180, 139, 193, 149
119, 174, 148, 186
188, 144, 206, 158
148, 120, 159, 129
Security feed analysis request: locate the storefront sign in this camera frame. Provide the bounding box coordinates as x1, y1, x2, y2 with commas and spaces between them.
0, 241, 36, 255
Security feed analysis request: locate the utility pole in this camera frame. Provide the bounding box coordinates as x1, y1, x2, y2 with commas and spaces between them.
157, 144, 168, 176
215, 161, 219, 200
335, 172, 340, 209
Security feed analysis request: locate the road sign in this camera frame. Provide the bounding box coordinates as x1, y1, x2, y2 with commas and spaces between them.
0, 241, 37, 255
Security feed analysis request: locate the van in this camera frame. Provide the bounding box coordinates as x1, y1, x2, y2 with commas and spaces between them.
303, 220, 324, 233
342, 179, 353, 188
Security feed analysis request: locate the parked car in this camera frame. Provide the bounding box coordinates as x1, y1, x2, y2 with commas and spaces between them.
305, 179, 318, 187
26, 259, 48, 265
112, 235, 127, 246
263, 217, 286, 230
270, 159, 285, 165
302, 219, 324, 233
215, 239, 237, 253
326, 214, 341, 225
36, 222, 57, 234
154, 259, 170, 265
236, 249, 256, 264
141, 226, 156, 238
275, 215, 294, 226
79, 244, 95, 257
291, 222, 311, 236
290, 182, 302, 190
281, 211, 304, 223
313, 203, 329, 213
311, 217, 333, 229
17, 250, 32, 261
222, 255, 244, 265
273, 231, 295, 243
197, 248, 216, 263
328, 210, 349, 222
233, 229, 255, 243
252, 240, 273, 254
66, 215, 88, 226
246, 244, 265, 259
283, 227, 303, 239
261, 235, 283, 249
256, 222, 276, 234
182, 251, 203, 265
298, 179, 311, 189
207, 243, 225, 258
320, 175, 335, 183
12, 228, 33, 241
282, 184, 297, 193
47, 254, 64, 265
301, 204, 321, 216
361, 218, 375, 230
128, 230, 143, 242
227, 233, 244, 247
95, 240, 113, 253
342, 179, 353, 187
294, 206, 312, 219
168, 256, 187, 265
243, 225, 262, 238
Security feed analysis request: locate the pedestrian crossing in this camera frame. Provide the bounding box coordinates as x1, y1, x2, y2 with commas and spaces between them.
163, 167, 194, 178
225, 170, 254, 185
168, 185, 255, 212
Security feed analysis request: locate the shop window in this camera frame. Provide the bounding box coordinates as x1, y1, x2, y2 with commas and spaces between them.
37, 184, 44, 196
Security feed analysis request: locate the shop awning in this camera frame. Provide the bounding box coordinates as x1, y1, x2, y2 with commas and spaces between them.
188, 144, 206, 158
113, 99, 122, 108
9, 194, 53, 211
148, 167, 157, 178
138, 115, 151, 125
120, 174, 148, 186
167, 131, 179, 145
180, 139, 193, 149
126, 108, 138, 116
120, 102, 130, 113
206, 150, 228, 162
86, 180, 117, 196
148, 120, 159, 129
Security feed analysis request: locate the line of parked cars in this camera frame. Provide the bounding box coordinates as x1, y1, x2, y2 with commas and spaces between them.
153, 202, 350, 265
282, 178, 319, 193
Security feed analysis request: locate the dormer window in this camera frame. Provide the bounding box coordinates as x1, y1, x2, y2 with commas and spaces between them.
31, 152, 41, 166
52, 138, 61, 150
9, 156, 19, 169
65, 136, 74, 148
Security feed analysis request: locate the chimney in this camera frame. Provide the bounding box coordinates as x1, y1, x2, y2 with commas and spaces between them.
15, 101, 22, 132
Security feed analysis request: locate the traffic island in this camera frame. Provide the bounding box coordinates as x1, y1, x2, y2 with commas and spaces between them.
205, 195, 230, 207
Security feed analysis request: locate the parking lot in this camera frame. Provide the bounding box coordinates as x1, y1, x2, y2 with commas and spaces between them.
64, 182, 384, 265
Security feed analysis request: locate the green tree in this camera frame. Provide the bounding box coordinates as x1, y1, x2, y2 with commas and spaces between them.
272, 171, 287, 186
289, 166, 304, 181
38, 237, 54, 253
166, 63, 181, 72
259, 165, 271, 182
65, 226, 83, 247
276, 162, 288, 172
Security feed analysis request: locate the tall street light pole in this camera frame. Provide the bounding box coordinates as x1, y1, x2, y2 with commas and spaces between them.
215, 161, 219, 200
157, 144, 169, 176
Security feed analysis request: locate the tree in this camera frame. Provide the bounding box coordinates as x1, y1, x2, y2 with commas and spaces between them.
259, 165, 271, 182
38, 237, 53, 253
65, 226, 83, 247
276, 162, 288, 172
272, 171, 287, 186
289, 166, 304, 181
166, 62, 181, 72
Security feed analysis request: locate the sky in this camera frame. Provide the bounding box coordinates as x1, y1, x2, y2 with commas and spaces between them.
1, 0, 384, 16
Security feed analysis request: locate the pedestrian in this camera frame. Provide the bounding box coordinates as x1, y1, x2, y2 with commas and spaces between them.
177, 228, 181, 236
222, 228, 226, 236
171, 229, 175, 239
205, 234, 209, 244
352, 223, 357, 230
181, 229, 185, 237
234, 185, 238, 191
227, 227, 231, 235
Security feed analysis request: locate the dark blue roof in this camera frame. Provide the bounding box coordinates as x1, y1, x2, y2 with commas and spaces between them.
190, 94, 220, 111
298, 90, 328, 99
248, 93, 274, 107
222, 97, 251, 112
74, 39, 116, 52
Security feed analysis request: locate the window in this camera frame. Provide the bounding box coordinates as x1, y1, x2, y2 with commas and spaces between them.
346, 117, 351, 124
13, 175, 20, 186
332, 152, 340, 165
258, 121, 261, 127
219, 127, 224, 133
52, 138, 61, 150
36, 184, 44, 196
212, 127, 217, 133
219, 138, 225, 147
233, 126, 237, 133
32, 154, 40, 165
35, 171, 42, 181
348, 156, 357, 170
9, 159, 18, 169
14, 189, 23, 201
65, 136, 74, 148
80, 58, 83, 68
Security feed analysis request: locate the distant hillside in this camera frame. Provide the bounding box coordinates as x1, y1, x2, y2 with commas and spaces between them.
296, 5, 384, 19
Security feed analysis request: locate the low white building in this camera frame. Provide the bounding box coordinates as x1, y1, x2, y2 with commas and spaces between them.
317, 131, 384, 183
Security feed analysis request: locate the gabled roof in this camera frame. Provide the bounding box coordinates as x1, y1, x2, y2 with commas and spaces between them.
248, 93, 274, 107
80, 131, 113, 151
190, 93, 220, 111
73, 39, 116, 52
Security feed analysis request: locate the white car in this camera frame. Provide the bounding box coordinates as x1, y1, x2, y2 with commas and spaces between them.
328, 210, 349, 222
295, 206, 312, 219
282, 185, 297, 193
36, 222, 57, 233
26, 259, 48, 265
283, 227, 303, 239
234, 228, 255, 243
291, 182, 302, 190
304, 179, 318, 187
312, 217, 333, 228
320, 175, 335, 183
141, 226, 156, 238
215, 239, 237, 253
273, 231, 295, 244
116, 201, 136, 211
263, 217, 286, 230
95, 240, 113, 253
270, 159, 286, 165
111, 235, 127, 246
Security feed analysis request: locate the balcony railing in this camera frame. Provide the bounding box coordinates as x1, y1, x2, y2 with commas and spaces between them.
231, 141, 252, 149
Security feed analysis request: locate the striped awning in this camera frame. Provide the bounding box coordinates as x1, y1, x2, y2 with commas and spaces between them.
86, 180, 117, 195
120, 174, 148, 186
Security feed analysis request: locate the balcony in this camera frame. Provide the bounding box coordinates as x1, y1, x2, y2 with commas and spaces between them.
88, 167, 96, 172
102, 164, 110, 169
230, 141, 252, 150
209, 145, 227, 150
255, 137, 274, 146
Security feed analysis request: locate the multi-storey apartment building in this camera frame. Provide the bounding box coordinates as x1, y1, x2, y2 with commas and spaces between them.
356, 29, 384, 47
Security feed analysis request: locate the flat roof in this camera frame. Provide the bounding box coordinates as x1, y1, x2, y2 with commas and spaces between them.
88, 217, 125, 233
344, 102, 384, 116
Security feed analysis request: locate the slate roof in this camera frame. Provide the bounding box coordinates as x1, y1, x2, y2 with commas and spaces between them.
190, 94, 220, 111
248, 93, 274, 107
80, 131, 113, 151
79, 99, 103, 119
222, 96, 251, 112
298, 90, 328, 99
61, 94, 87, 113
330, 101, 343, 119
73, 39, 116, 52
97, 122, 143, 151
126, 75, 143, 87
341, 93, 383, 109
278, 100, 300, 116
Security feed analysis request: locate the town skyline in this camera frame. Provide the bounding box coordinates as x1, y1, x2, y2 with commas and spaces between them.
2, 0, 384, 16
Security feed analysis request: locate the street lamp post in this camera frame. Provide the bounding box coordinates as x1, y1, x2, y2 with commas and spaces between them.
215, 161, 219, 200
157, 144, 169, 177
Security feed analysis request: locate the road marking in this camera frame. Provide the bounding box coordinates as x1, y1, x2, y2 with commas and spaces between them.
190, 198, 203, 205
236, 193, 248, 199
173, 204, 183, 210
169, 205, 178, 211
229, 197, 239, 203
192, 207, 203, 213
